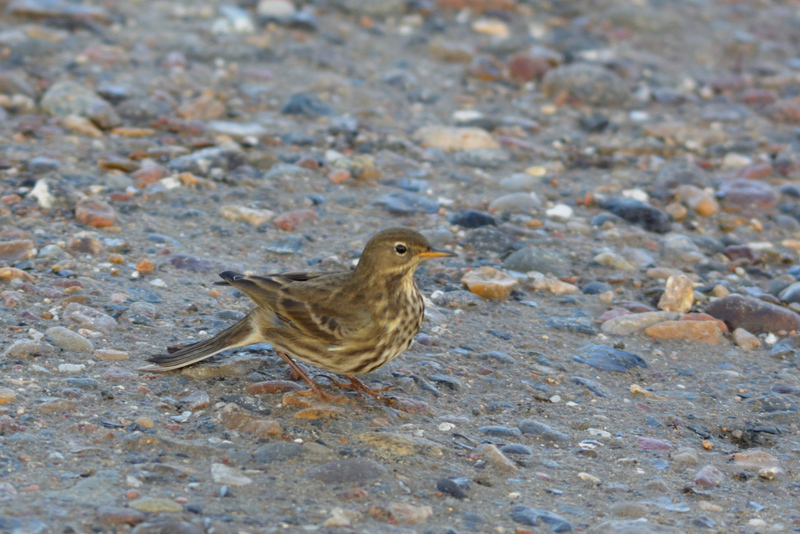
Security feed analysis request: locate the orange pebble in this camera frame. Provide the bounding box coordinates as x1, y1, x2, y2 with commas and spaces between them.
109, 253, 124, 264
136, 258, 154, 273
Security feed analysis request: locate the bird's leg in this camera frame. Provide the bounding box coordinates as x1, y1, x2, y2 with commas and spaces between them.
345, 375, 394, 404
276, 351, 331, 401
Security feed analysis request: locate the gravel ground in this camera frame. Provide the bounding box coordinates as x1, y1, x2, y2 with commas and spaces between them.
2, 0, 800, 533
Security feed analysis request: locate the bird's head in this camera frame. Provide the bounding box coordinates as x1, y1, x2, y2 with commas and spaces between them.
355, 227, 456, 277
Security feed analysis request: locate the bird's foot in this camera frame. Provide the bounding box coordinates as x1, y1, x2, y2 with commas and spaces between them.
343, 375, 395, 404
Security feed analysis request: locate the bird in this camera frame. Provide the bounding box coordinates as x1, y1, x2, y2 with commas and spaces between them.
140, 227, 456, 402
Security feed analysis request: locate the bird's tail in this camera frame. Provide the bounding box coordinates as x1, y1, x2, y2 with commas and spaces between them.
139, 312, 258, 372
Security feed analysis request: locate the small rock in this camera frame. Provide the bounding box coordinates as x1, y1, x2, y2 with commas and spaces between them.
593, 251, 636, 272
731, 450, 782, 472
414, 125, 499, 151
511, 505, 574, 532
732, 328, 761, 350
636, 437, 672, 450
448, 209, 496, 228
599, 197, 671, 233
0, 388, 17, 405
219, 205, 275, 226
694, 465, 724, 487
373, 192, 440, 215
589, 520, 685, 534
307, 459, 388, 484
75, 199, 116, 228
658, 275, 694, 313
542, 63, 630, 106
488, 192, 541, 213
676, 185, 718, 216
357, 433, 442, 457
644, 320, 723, 344
706, 294, 800, 334
436, 477, 472, 499
503, 247, 570, 276
94, 349, 129, 361
3, 340, 54, 358
601, 312, 681, 335
574, 345, 648, 372
0, 240, 34, 262
211, 463, 252, 486
477, 444, 519, 473
546, 204, 573, 221
518, 420, 570, 442
96, 505, 145, 526
44, 327, 93, 351
281, 92, 333, 116
62, 303, 117, 334
388, 502, 433, 525
128, 497, 183, 513
461, 267, 518, 299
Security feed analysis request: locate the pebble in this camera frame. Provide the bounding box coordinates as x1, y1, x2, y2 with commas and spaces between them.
541, 63, 631, 106
693, 465, 724, 487
636, 437, 672, 450
94, 348, 129, 360
488, 192, 541, 213
0, 388, 17, 405
706, 294, 800, 334
356, 433, 442, 457
96, 505, 145, 526
75, 198, 116, 228
461, 267, 518, 299
62, 303, 117, 334
530, 274, 579, 295
503, 248, 570, 277
593, 251, 636, 272
40, 80, 120, 129
732, 328, 761, 350
219, 406, 281, 438
657, 275, 694, 313
281, 92, 333, 116
0, 240, 34, 262
387, 502, 433, 525
219, 205, 275, 226
252, 442, 302, 464
574, 345, 648, 372
511, 505, 574, 533
599, 197, 672, 233
436, 477, 472, 499
3, 340, 55, 358
211, 463, 252, 486
415, 125, 499, 151
477, 444, 519, 474
546, 204, 573, 221
373, 192, 440, 215
589, 520, 685, 534
129, 496, 183, 513
44, 327, 93, 351
518, 420, 570, 442
448, 209, 496, 228
601, 311, 680, 335
644, 320, 723, 345
307, 459, 388, 484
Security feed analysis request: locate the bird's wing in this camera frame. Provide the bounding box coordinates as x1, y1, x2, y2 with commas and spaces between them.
217, 271, 371, 346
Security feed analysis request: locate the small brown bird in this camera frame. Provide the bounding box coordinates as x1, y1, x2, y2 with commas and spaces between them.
140, 227, 455, 401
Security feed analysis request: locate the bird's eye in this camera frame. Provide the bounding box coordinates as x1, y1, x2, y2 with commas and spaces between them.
395, 244, 407, 255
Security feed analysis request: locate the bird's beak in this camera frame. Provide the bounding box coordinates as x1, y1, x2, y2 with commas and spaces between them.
418, 248, 457, 259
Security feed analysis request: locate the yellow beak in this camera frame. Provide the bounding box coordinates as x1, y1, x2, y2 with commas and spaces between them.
417, 248, 457, 259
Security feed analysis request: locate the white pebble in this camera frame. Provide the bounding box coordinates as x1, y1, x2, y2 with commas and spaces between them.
546, 204, 573, 221
438, 422, 455, 431
149, 278, 167, 287
58, 363, 85, 373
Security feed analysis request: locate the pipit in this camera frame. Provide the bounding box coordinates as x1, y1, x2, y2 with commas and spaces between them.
140, 227, 455, 401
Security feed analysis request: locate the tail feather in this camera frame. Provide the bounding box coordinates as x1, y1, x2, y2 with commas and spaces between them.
140, 313, 258, 372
